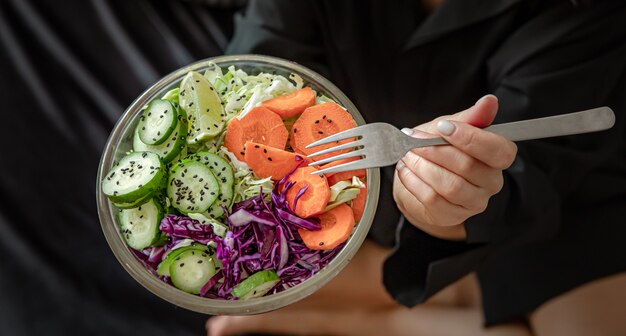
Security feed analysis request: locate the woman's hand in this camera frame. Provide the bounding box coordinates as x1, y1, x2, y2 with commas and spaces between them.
393, 95, 517, 240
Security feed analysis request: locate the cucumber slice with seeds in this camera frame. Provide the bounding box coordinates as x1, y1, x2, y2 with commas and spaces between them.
102, 151, 165, 204
169, 249, 217, 294
118, 198, 164, 250
138, 99, 178, 145
167, 159, 220, 213
179, 71, 225, 144
231, 270, 280, 299
133, 110, 187, 164
188, 152, 234, 218
157, 243, 212, 276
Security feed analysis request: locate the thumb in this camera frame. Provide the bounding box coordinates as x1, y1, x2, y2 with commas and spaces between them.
450, 94, 499, 128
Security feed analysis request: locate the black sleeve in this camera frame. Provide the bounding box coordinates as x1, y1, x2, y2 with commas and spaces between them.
384, 0, 626, 306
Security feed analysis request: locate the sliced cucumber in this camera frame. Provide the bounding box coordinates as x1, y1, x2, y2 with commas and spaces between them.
111, 191, 153, 209
179, 71, 225, 145
118, 198, 164, 250
167, 159, 220, 213
188, 152, 234, 218
157, 243, 211, 276
102, 151, 165, 204
133, 111, 187, 164
231, 270, 280, 299
138, 99, 178, 145
169, 249, 217, 294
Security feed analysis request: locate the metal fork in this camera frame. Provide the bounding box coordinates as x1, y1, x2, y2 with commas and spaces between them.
306, 107, 616, 175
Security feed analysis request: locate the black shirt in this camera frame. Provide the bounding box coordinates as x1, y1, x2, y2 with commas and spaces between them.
227, 0, 626, 325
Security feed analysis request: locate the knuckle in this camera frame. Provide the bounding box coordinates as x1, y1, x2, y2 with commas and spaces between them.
494, 141, 518, 169
441, 176, 464, 200
457, 155, 476, 177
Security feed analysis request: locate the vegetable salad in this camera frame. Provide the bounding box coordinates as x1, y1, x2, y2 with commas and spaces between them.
101, 63, 367, 299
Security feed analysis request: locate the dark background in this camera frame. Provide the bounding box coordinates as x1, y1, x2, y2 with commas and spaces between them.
0, 1, 243, 335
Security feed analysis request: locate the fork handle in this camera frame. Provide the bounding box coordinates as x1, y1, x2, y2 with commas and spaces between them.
484, 107, 615, 141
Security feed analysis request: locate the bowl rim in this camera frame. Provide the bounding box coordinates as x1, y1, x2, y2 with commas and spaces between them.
96, 54, 380, 315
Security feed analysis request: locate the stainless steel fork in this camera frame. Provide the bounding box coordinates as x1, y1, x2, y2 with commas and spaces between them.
306, 107, 616, 175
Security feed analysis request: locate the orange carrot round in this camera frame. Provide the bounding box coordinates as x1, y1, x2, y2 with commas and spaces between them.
262, 87, 316, 119
245, 141, 305, 181
285, 166, 330, 218
224, 106, 289, 161
316, 157, 366, 185
298, 204, 355, 250
291, 102, 357, 161
351, 183, 367, 223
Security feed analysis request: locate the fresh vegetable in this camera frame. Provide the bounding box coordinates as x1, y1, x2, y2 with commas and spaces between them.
132, 115, 188, 164
102, 151, 166, 204
284, 166, 330, 218
167, 159, 219, 213
224, 106, 289, 161
138, 99, 178, 145
118, 198, 165, 250
298, 204, 355, 250
290, 102, 356, 160
351, 182, 367, 222
244, 141, 305, 181
169, 249, 217, 294
262, 87, 316, 119
317, 157, 366, 185
179, 71, 225, 144
231, 270, 280, 299
156, 243, 212, 276
188, 152, 235, 218
102, 64, 367, 301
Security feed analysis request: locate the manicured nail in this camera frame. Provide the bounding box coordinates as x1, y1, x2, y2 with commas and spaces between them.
401, 128, 414, 136
437, 120, 455, 136
396, 160, 405, 171
476, 94, 498, 105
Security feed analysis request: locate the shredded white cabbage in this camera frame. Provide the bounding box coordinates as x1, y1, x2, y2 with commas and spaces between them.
203, 62, 308, 121
325, 177, 366, 211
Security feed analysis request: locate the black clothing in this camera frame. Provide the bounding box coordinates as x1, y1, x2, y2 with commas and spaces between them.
227, 0, 626, 325
0, 1, 238, 335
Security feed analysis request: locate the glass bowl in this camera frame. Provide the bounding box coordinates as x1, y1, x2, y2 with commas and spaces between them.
96, 55, 380, 315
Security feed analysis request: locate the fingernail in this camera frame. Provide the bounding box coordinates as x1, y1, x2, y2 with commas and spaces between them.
396, 160, 405, 171
437, 120, 455, 136
401, 128, 414, 136
476, 94, 498, 105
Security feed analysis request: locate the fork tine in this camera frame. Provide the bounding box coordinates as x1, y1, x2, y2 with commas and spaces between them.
312, 157, 372, 175
307, 149, 366, 166
304, 126, 367, 149
306, 139, 364, 158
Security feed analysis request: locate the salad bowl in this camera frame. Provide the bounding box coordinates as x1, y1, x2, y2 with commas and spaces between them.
96, 54, 380, 315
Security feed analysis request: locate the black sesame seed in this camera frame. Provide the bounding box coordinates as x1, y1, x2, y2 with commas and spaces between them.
319, 242, 324, 246
263, 149, 267, 153
180, 263, 185, 267
315, 120, 320, 124
268, 157, 273, 161
318, 131, 324, 134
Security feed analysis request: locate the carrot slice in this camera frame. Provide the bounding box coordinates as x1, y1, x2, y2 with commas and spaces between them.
291, 102, 357, 161
285, 166, 330, 218
298, 204, 355, 250
244, 141, 306, 181
327, 169, 366, 186
262, 87, 316, 119
316, 157, 366, 185
225, 106, 289, 161
351, 183, 367, 223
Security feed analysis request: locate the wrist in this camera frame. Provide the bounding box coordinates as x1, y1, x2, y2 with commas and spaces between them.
405, 216, 467, 241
